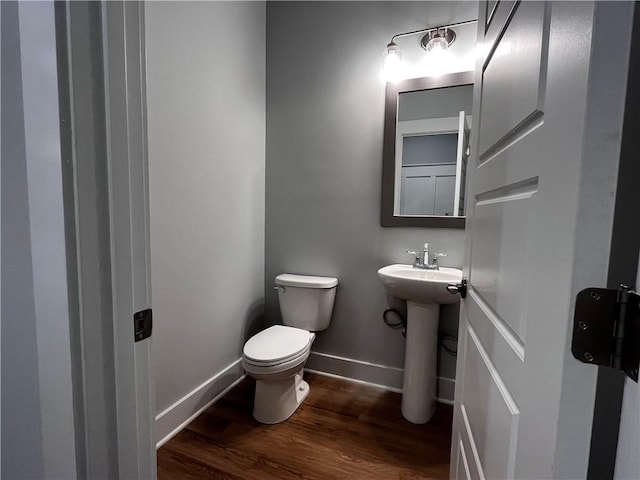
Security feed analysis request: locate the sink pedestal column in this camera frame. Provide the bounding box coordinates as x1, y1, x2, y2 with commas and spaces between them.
401, 301, 440, 424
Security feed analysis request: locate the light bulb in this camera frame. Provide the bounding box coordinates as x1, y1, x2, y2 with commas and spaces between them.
426, 35, 449, 52
420, 30, 456, 78
382, 42, 404, 83
420, 46, 454, 78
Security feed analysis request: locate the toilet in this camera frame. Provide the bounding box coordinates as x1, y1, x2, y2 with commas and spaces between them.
242, 273, 338, 424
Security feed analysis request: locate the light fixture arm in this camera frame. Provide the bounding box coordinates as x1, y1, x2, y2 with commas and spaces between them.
389, 18, 477, 43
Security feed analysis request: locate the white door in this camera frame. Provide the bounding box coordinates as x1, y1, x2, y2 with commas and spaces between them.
451, 2, 635, 479
453, 111, 469, 216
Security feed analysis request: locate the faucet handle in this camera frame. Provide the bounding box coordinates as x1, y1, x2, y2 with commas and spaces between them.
431, 253, 447, 270
406, 250, 420, 265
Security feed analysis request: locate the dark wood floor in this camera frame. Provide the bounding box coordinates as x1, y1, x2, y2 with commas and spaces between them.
157, 373, 453, 479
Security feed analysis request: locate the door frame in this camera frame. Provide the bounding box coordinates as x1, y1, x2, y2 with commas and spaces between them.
56, 1, 155, 478
587, 3, 640, 478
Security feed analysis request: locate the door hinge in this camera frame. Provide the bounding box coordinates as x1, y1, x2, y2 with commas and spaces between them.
571, 285, 639, 382
134, 309, 152, 342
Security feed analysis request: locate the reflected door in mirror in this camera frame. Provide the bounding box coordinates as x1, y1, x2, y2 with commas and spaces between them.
399, 133, 458, 216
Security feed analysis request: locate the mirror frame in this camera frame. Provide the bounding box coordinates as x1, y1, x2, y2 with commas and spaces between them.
381, 70, 474, 228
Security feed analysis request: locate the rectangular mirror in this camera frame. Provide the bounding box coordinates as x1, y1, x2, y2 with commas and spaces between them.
381, 71, 474, 228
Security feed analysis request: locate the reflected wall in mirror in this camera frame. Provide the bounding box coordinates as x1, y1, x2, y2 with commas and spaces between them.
381, 71, 473, 228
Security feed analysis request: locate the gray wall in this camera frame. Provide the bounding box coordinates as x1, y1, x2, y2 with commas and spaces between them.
399, 84, 473, 121
146, 1, 266, 413
265, 2, 475, 378
1, 1, 77, 478
402, 134, 458, 166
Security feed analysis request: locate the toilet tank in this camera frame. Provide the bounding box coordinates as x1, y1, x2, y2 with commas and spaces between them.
274, 274, 338, 331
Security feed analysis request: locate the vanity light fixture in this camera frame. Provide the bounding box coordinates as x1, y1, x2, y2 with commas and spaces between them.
383, 19, 477, 82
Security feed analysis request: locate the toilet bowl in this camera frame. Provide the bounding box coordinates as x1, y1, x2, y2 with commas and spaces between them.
242, 273, 337, 424
242, 325, 315, 424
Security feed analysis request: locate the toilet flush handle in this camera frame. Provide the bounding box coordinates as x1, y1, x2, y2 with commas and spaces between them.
273, 285, 285, 293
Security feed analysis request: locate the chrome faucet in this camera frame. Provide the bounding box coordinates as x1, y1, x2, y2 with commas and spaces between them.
406, 243, 447, 270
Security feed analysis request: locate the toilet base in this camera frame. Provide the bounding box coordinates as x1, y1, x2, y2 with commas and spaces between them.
253, 369, 309, 424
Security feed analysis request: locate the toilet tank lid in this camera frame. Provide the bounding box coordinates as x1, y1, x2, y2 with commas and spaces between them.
275, 273, 338, 289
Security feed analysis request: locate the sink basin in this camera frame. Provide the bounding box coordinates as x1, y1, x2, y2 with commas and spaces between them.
377, 264, 462, 304
377, 263, 463, 424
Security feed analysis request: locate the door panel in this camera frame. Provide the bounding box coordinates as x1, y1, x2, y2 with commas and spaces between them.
485, 1, 517, 45
434, 175, 456, 215
464, 291, 524, 402
456, 437, 473, 480
459, 404, 485, 480
400, 164, 457, 215
471, 132, 542, 198
462, 326, 519, 480
401, 175, 435, 215
479, 2, 546, 158
470, 182, 537, 342
453, 307, 480, 480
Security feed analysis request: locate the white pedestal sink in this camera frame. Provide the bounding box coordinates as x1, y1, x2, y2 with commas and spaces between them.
377, 264, 462, 424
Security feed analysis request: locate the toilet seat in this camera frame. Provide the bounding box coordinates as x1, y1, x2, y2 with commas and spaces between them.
243, 325, 311, 366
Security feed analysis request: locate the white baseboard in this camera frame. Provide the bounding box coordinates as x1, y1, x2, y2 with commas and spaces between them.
305, 351, 455, 403
305, 368, 404, 392
155, 358, 245, 448
306, 351, 404, 390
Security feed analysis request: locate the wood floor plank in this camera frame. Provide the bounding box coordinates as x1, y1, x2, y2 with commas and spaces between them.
158, 445, 247, 480
157, 373, 452, 479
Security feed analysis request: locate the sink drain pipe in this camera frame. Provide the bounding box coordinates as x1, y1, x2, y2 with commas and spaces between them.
382, 308, 458, 355
383, 308, 406, 337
